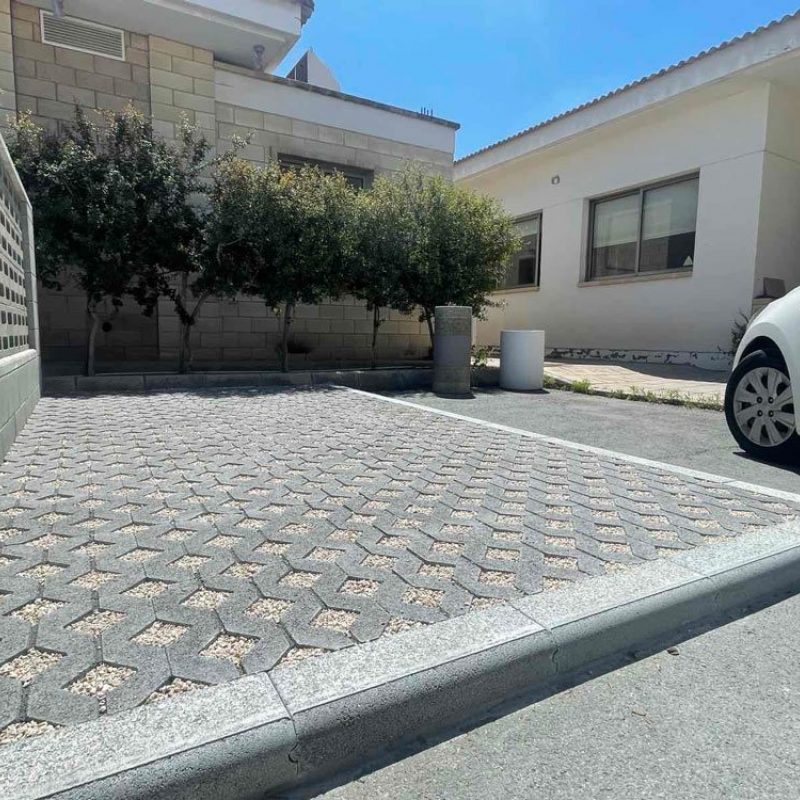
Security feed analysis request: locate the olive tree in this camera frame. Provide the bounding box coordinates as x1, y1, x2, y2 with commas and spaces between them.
270, 164, 358, 371
9, 106, 210, 376
349, 182, 416, 368
371, 168, 519, 347
206, 158, 358, 372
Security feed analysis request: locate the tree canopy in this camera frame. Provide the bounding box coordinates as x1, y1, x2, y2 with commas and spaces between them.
205, 158, 359, 371
371, 168, 519, 343
9, 106, 209, 375
12, 109, 518, 375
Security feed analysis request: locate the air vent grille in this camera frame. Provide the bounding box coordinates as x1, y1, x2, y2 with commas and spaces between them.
41, 11, 125, 61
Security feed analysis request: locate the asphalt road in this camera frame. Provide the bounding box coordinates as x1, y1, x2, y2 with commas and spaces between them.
293, 389, 800, 800
311, 593, 800, 800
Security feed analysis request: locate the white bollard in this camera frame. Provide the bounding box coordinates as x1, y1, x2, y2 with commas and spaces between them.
500, 330, 545, 391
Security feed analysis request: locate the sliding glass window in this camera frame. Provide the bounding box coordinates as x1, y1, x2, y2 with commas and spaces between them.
588, 175, 699, 280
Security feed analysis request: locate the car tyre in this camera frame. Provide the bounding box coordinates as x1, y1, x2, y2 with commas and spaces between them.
725, 349, 799, 463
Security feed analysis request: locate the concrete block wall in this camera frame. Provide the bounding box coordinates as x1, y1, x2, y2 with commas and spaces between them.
0, 0, 15, 121
0, 348, 39, 459
11, 1, 149, 133
148, 36, 215, 144
215, 98, 454, 178
0, 121, 39, 461
38, 284, 159, 368
157, 295, 430, 368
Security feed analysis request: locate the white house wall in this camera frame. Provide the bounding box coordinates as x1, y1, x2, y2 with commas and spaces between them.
463, 83, 771, 368
754, 83, 800, 296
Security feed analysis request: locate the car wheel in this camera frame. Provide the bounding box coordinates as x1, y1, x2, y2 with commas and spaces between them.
725, 349, 798, 462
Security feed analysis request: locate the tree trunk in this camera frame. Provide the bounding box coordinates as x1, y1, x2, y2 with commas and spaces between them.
178, 321, 192, 374
371, 305, 381, 370
424, 309, 435, 357
280, 301, 294, 373
85, 300, 99, 377
176, 291, 208, 375
177, 273, 190, 374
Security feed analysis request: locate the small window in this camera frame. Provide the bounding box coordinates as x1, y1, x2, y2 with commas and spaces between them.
278, 154, 373, 190
504, 213, 542, 289
588, 175, 698, 281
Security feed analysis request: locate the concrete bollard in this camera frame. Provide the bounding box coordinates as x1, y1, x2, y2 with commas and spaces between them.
433, 306, 472, 397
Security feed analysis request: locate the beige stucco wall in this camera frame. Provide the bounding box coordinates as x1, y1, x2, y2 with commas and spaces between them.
461, 83, 771, 368
5, 2, 454, 370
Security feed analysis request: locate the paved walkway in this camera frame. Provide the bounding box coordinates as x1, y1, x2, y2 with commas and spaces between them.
542, 360, 727, 403
0, 387, 795, 746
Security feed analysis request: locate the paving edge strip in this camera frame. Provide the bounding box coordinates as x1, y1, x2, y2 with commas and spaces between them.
1, 523, 800, 800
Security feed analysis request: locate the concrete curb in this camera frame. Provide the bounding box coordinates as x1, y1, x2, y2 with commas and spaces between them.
42, 366, 501, 396
2, 525, 800, 800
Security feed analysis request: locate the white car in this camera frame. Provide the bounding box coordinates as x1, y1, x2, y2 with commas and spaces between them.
725, 287, 800, 462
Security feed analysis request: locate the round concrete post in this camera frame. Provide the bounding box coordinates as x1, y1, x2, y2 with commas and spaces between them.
433, 306, 472, 397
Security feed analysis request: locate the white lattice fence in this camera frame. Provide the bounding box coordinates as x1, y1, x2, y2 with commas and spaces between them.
0, 131, 40, 460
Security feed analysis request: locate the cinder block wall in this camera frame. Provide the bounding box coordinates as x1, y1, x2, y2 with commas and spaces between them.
8, 4, 449, 371
157, 296, 430, 368
11, 2, 149, 132
215, 97, 453, 178
149, 35, 215, 144
0, 0, 16, 120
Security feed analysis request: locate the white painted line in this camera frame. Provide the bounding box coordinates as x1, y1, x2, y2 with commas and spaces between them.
343, 387, 800, 503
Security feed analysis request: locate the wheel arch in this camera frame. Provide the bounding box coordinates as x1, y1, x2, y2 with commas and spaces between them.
740, 336, 786, 366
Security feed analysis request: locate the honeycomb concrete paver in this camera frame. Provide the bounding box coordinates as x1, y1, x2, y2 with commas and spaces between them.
0, 386, 797, 744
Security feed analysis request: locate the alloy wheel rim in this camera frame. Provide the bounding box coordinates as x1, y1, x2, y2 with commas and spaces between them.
733, 366, 795, 447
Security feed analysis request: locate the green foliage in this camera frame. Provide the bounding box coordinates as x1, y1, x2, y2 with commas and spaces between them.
348, 181, 417, 366
13, 109, 519, 375
470, 345, 491, 368
368, 167, 520, 343
204, 158, 359, 371
571, 378, 592, 393
729, 310, 752, 355
9, 106, 210, 375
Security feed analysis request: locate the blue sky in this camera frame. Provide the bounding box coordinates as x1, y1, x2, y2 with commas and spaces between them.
278, 0, 800, 158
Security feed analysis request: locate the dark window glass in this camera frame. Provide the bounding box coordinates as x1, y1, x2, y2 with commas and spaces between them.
504, 215, 541, 288
588, 176, 698, 280
278, 154, 372, 191
639, 178, 699, 272
590, 192, 639, 278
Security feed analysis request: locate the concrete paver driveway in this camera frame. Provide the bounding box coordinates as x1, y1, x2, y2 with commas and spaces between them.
0, 386, 796, 743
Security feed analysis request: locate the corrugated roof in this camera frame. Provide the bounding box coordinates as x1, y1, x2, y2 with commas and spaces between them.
456, 10, 800, 165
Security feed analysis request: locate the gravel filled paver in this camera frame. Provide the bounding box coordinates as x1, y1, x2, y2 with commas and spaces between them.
0, 386, 797, 743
